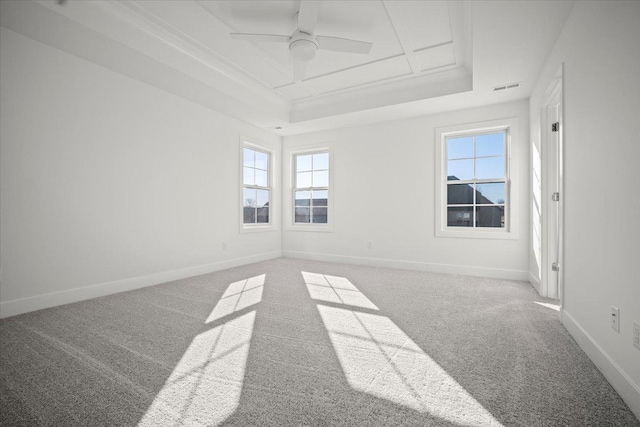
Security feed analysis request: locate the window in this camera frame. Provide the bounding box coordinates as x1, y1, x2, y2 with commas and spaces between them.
446, 131, 507, 228
242, 146, 271, 226
435, 118, 518, 239
293, 151, 329, 224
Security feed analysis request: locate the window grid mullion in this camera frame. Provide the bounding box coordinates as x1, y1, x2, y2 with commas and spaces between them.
242, 146, 271, 227
244, 184, 269, 191
444, 130, 508, 230
293, 152, 329, 225
447, 178, 506, 185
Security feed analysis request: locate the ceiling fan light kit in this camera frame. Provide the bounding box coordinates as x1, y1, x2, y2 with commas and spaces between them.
289, 31, 318, 61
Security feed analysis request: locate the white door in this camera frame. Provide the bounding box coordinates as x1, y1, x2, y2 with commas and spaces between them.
546, 98, 560, 299
542, 75, 563, 303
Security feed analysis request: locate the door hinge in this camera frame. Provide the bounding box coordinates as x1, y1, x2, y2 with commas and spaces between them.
552, 262, 560, 272
552, 192, 560, 202
552, 122, 560, 132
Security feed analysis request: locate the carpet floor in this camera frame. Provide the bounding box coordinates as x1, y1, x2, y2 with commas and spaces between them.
1, 257, 638, 426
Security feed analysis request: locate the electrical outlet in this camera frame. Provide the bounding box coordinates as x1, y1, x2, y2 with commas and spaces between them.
367, 240, 373, 249
221, 242, 227, 251
611, 306, 619, 333
633, 321, 640, 350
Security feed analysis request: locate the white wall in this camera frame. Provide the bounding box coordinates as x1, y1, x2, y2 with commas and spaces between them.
0, 28, 281, 317
530, 1, 640, 417
282, 100, 530, 280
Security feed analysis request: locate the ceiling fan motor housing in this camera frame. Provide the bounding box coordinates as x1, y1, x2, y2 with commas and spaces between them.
289, 30, 318, 61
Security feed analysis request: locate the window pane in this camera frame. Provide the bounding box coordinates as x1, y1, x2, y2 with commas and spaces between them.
475, 156, 505, 179
297, 155, 312, 172
295, 190, 311, 207
447, 206, 473, 227
313, 152, 329, 170
243, 188, 257, 207
243, 148, 254, 167
255, 169, 268, 187
476, 182, 505, 205
243, 207, 256, 224
256, 189, 269, 207
447, 183, 474, 205
312, 207, 328, 224
297, 171, 312, 188
476, 132, 505, 157
243, 167, 255, 186
255, 151, 269, 170
312, 170, 329, 187
476, 205, 505, 228
447, 137, 474, 159
312, 190, 328, 207
447, 159, 473, 181
295, 207, 310, 223
257, 207, 269, 224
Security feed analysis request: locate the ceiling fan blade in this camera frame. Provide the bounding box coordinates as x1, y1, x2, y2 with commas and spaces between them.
316, 36, 373, 54
230, 33, 291, 43
293, 60, 308, 81
297, 0, 321, 34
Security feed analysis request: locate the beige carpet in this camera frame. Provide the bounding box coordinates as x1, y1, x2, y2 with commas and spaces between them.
1, 257, 638, 426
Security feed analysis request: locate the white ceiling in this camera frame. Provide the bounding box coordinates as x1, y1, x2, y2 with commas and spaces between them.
0, 0, 575, 135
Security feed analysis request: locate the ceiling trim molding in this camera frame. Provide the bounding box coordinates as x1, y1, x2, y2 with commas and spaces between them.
382, 0, 421, 75
291, 67, 472, 123
302, 53, 406, 82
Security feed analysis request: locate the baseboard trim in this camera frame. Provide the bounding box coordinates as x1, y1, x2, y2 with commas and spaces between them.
562, 310, 640, 420
528, 272, 541, 294
0, 251, 281, 319
282, 250, 528, 281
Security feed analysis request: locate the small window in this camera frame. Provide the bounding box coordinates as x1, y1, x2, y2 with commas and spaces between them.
294, 151, 329, 224
242, 146, 271, 225
446, 131, 507, 229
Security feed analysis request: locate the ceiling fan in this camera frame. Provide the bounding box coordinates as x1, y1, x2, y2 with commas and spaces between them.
230, 0, 373, 81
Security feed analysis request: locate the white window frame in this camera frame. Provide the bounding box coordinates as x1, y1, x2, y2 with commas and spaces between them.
284, 143, 334, 233
239, 138, 278, 233
435, 118, 519, 240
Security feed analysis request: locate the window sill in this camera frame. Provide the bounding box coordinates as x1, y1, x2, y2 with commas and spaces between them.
240, 224, 279, 234
436, 228, 518, 240
286, 223, 333, 233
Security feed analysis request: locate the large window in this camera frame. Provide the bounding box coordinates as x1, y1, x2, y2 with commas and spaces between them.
294, 151, 329, 224
435, 118, 518, 239
446, 131, 507, 228
243, 146, 271, 225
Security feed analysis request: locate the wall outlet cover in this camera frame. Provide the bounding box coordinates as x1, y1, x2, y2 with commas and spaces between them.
611, 306, 620, 333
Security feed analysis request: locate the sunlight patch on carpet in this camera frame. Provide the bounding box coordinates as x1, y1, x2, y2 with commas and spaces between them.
138, 275, 265, 426
206, 274, 265, 323
302, 271, 378, 310
317, 305, 503, 427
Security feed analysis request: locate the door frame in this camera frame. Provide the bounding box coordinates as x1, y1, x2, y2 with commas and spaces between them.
540, 64, 564, 310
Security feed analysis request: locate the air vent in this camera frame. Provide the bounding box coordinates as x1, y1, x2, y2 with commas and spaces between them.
493, 82, 520, 92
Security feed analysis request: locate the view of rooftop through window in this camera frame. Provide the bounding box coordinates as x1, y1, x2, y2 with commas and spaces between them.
446, 131, 507, 228
243, 147, 270, 225
294, 152, 329, 224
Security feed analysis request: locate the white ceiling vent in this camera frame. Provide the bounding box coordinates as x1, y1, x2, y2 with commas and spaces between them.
493, 82, 520, 91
